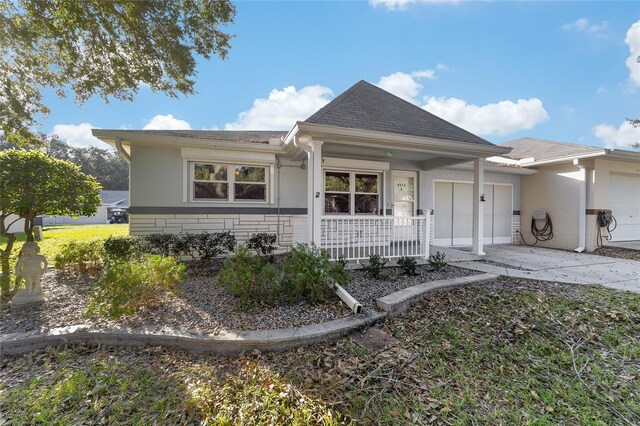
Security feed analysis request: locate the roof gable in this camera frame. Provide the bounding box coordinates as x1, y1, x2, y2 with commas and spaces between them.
304, 80, 493, 146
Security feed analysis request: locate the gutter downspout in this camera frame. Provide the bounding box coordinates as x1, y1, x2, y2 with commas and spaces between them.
574, 160, 586, 253
114, 137, 131, 164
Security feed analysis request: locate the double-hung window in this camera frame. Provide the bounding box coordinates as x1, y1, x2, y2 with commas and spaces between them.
192, 162, 268, 202
324, 171, 380, 214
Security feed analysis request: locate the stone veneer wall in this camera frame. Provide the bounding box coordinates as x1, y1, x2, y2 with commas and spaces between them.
129, 214, 309, 247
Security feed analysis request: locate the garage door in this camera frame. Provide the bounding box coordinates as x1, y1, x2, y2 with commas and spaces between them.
434, 182, 512, 246
609, 173, 640, 241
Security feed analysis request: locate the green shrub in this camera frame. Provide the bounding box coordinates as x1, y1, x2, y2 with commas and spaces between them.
218, 243, 339, 307
87, 254, 185, 319
428, 251, 447, 271
363, 254, 388, 279
143, 233, 175, 257
247, 233, 277, 261
103, 236, 141, 261
217, 245, 278, 307
141, 232, 236, 260
280, 244, 335, 304
172, 233, 198, 259
396, 256, 418, 276
194, 231, 236, 260
53, 240, 104, 273
331, 256, 350, 286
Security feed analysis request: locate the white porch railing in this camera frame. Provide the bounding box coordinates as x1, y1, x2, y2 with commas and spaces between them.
320, 215, 430, 261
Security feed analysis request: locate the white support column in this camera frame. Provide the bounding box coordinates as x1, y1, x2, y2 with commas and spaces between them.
472, 158, 485, 256
311, 141, 324, 246
306, 146, 314, 244
574, 160, 586, 252
424, 209, 432, 259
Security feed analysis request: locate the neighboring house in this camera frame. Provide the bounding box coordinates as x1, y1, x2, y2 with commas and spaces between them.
43, 190, 129, 226
93, 80, 535, 260
500, 138, 640, 252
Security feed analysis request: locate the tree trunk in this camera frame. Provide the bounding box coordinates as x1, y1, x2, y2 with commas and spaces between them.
24, 215, 34, 241
0, 233, 16, 298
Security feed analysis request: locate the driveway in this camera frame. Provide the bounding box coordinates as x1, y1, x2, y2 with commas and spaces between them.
441, 245, 640, 293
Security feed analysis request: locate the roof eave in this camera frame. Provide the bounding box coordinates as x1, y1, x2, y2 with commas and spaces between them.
520, 151, 607, 167
295, 122, 511, 158
91, 129, 286, 154
604, 148, 640, 161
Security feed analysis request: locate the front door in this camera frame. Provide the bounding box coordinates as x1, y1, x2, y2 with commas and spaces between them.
392, 172, 417, 241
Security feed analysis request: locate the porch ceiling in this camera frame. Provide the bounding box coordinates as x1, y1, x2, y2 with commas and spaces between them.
322, 141, 480, 170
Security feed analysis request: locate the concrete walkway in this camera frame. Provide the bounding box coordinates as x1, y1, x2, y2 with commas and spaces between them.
442, 245, 640, 293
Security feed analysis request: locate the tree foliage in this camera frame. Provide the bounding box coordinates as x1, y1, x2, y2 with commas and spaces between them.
0, 0, 236, 144
1, 134, 129, 190
0, 149, 102, 295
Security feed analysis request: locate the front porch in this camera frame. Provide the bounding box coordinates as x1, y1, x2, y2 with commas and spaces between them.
286, 123, 499, 261
320, 215, 431, 261
280, 80, 512, 260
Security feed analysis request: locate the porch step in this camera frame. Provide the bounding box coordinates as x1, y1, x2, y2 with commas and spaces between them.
376, 273, 498, 316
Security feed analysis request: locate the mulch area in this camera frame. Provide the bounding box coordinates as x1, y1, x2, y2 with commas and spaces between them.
591, 246, 640, 261
1, 261, 478, 335
345, 264, 481, 309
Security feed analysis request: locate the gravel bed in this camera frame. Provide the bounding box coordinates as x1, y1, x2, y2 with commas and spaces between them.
2, 261, 482, 335
345, 264, 481, 309
590, 247, 640, 261
1, 270, 352, 335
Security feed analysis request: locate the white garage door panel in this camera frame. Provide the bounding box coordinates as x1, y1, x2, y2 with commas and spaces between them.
609, 173, 640, 241
434, 182, 513, 246
493, 185, 513, 243
434, 182, 453, 244
452, 183, 473, 245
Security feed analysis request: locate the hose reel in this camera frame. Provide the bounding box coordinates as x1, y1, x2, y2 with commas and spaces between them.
596, 209, 617, 248
519, 209, 553, 246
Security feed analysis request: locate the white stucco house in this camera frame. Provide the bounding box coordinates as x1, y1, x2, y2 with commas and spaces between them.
91, 80, 639, 259
43, 190, 129, 226
500, 138, 640, 252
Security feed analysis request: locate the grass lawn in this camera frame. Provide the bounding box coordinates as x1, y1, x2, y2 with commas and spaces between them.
1, 277, 639, 425
1, 224, 128, 263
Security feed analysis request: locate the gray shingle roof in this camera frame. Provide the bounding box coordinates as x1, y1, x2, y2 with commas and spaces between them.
500, 137, 604, 162
101, 190, 129, 207
102, 130, 286, 144
304, 80, 494, 146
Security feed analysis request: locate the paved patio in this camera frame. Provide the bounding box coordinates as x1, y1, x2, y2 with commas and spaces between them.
439, 244, 640, 293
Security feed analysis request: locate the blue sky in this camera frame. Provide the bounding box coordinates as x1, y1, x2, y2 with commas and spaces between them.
43, 1, 640, 150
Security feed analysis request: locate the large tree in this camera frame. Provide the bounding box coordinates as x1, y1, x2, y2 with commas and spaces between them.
0, 149, 102, 295
1, 134, 129, 189
0, 0, 236, 144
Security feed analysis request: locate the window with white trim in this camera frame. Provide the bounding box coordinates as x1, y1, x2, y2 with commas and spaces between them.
191, 162, 268, 202
324, 171, 380, 214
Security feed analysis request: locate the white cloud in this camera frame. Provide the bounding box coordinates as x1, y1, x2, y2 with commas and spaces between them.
369, 0, 458, 11
596, 86, 608, 94
563, 18, 589, 31
142, 114, 192, 130
376, 72, 423, 102
422, 97, 549, 136
375, 70, 437, 102
594, 121, 640, 148
436, 63, 449, 70
50, 123, 106, 148
625, 20, 640, 87
562, 17, 608, 34
224, 85, 334, 130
